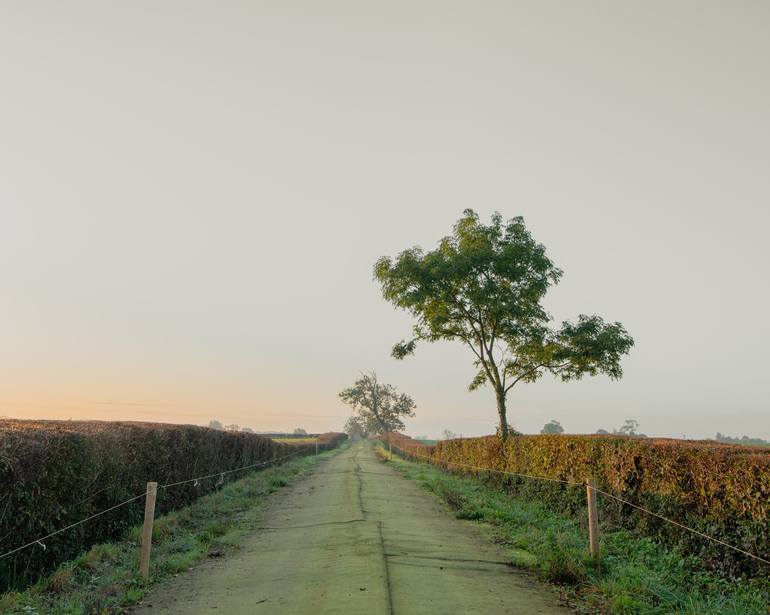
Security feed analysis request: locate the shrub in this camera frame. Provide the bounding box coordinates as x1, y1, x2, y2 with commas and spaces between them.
0, 419, 346, 590
382, 431, 769, 578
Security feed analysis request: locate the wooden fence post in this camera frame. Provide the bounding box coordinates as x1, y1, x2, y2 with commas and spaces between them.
586, 479, 600, 574
140, 482, 158, 579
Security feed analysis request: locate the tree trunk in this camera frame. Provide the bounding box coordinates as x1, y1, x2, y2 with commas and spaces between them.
496, 389, 509, 439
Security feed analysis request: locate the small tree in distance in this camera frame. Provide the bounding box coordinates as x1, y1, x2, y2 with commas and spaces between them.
344, 416, 369, 439
540, 420, 564, 434
616, 419, 646, 437
293, 427, 308, 435
374, 210, 634, 439
208, 420, 223, 431
442, 429, 458, 440
339, 371, 416, 435
596, 422, 647, 437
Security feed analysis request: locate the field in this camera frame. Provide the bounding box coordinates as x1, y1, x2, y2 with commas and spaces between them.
270, 436, 319, 444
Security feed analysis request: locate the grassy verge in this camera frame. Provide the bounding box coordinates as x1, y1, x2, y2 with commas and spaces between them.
376, 444, 769, 615
0, 443, 346, 615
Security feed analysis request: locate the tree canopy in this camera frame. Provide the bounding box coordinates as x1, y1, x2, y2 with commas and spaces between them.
339, 371, 416, 434
540, 420, 564, 434
617, 419, 640, 436
374, 209, 634, 438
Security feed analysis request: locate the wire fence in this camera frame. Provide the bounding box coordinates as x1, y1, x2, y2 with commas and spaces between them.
390, 444, 770, 567
0, 447, 316, 562
0, 492, 149, 561
4, 438, 766, 578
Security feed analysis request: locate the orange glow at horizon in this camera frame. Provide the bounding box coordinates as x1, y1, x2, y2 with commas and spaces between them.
0, 390, 350, 433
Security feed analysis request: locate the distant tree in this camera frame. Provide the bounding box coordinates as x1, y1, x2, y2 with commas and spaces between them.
441, 429, 458, 440
374, 210, 634, 439
616, 419, 640, 436
225, 424, 240, 432
208, 420, 224, 431
339, 371, 416, 435
293, 427, 308, 435
714, 432, 770, 447
344, 416, 368, 439
540, 420, 564, 434
241, 427, 255, 433
596, 429, 610, 435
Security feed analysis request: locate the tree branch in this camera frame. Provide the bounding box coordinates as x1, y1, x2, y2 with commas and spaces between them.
504, 361, 571, 393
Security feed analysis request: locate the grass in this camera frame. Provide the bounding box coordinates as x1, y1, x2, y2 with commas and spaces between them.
376, 444, 769, 615
271, 437, 318, 444
0, 443, 345, 615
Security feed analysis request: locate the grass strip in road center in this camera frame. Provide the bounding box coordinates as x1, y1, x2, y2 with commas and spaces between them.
0, 444, 346, 615
376, 444, 769, 615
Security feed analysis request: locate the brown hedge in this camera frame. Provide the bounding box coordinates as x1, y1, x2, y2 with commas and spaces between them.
383, 431, 770, 576
0, 420, 346, 590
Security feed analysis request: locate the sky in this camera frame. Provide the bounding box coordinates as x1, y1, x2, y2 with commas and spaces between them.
1, 2, 768, 439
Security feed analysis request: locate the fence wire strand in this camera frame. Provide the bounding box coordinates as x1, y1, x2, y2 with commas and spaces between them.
594, 487, 770, 566
160, 449, 306, 490
0, 492, 148, 560
390, 443, 770, 567
0, 446, 315, 561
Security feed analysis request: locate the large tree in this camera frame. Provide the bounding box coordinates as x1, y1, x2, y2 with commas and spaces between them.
374, 209, 634, 439
339, 371, 416, 434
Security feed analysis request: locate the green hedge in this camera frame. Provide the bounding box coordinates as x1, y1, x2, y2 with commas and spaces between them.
383, 432, 769, 578
0, 420, 346, 590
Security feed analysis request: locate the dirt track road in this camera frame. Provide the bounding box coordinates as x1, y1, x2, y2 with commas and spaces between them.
132, 441, 570, 614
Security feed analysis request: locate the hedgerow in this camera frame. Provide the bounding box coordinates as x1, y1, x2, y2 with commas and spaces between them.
382, 432, 769, 579
0, 420, 345, 591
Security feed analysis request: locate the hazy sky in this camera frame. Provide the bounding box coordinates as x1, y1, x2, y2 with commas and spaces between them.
2, 2, 768, 439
